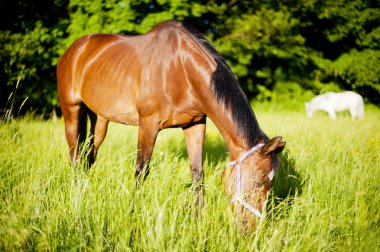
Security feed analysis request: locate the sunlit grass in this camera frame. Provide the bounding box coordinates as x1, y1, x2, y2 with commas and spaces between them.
1, 107, 379, 251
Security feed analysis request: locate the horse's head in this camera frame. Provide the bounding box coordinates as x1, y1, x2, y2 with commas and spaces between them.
222, 136, 285, 231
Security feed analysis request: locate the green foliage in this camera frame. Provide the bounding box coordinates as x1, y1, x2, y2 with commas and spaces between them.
298, 0, 380, 103
214, 5, 313, 99
1, 109, 379, 250
60, 0, 219, 51
0, 0, 68, 112
331, 50, 380, 101
256, 82, 316, 111
0, 0, 379, 113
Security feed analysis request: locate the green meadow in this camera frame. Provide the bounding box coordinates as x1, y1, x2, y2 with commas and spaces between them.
1, 107, 379, 251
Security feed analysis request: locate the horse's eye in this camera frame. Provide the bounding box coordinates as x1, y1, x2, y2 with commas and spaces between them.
255, 182, 263, 187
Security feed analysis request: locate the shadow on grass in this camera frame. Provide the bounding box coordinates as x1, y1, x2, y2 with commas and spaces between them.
271, 150, 303, 208
203, 137, 228, 165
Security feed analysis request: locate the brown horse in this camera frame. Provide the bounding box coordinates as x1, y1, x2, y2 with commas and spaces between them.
57, 20, 285, 230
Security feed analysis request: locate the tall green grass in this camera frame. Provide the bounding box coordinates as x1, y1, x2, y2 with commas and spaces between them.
1, 108, 379, 251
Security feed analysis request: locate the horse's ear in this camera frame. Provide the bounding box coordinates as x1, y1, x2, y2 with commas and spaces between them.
261, 136, 286, 156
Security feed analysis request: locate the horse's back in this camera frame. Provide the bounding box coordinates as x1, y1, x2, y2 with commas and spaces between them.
58, 21, 196, 99
334, 91, 363, 110
57, 34, 124, 99
338, 91, 363, 101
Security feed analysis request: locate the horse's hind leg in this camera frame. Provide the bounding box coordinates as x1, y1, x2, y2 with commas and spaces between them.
183, 119, 206, 212
349, 107, 357, 119
350, 103, 363, 119
88, 111, 109, 165
61, 102, 88, 165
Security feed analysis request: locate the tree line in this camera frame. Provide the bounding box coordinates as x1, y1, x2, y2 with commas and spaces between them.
1, 0, 379, 114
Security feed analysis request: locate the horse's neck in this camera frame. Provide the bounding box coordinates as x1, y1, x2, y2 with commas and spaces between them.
179, 34, 262, 160
194, 78, 262, 161
204, 100, 259, 161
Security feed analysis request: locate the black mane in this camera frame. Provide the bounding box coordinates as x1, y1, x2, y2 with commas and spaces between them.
181, 22, 267, 147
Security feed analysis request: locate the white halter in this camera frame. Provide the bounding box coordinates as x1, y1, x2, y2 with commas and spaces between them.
228, 143, 265, 218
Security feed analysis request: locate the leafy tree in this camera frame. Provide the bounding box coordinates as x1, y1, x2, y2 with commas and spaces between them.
0, 0, 379, 114
298, 0, 380, 103
212, 0, 379, 104
0, 0, 69, 113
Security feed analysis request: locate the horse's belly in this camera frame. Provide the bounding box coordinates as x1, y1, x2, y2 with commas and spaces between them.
80, 80, 140, 125
86, 97, 140, 125
333, 100, 356, 112
333, 104, 350, 112
79, 69, 142, 124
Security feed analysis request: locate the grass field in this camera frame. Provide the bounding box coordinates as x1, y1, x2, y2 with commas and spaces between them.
1, 107, 379, 251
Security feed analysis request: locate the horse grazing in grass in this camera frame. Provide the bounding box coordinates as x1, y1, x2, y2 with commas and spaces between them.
57, 20, 285, 230
305, 91, 364, 119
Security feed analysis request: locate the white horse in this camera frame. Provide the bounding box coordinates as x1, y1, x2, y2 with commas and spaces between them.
305, 91, 364, 119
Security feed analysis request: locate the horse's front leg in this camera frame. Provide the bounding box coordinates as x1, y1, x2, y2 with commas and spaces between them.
183, 119, 206, 212
135, 119, 160, 182
328, 110, 337, 119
